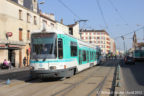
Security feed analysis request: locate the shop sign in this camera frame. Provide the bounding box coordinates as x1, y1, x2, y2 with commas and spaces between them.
8, 45, 19, 48
6, 32, 13, 37
0, 44, 6, 48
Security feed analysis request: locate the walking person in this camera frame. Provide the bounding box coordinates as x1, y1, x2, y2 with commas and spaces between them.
23, 57, 26, 67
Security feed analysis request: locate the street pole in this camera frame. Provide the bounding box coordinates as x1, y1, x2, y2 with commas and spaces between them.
121, 36, 126, 55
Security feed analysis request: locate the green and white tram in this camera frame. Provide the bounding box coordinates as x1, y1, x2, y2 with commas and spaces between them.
30, 31, 101, 79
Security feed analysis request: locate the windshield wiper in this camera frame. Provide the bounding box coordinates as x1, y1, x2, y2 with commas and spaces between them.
43, 58, 46, 61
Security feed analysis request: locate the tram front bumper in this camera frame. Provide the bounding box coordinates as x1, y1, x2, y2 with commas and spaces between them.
31, 68, 71, 78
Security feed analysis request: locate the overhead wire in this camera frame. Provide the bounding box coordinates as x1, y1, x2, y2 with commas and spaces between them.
108, 0, 128, 25
57, 0, 94, 30
114, 26, 144, 40
95, 0, 108, 29
57, 0, 81, 20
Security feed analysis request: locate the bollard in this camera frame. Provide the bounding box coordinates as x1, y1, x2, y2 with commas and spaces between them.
116, 81, 121, 87
117, 72, 120, 80
6, 78, 11, 85
117, 65, 120, 70
117, 94, 121, 96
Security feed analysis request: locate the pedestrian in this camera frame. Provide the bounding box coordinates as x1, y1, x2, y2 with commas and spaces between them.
23, 57, 26, 67
3, 59, 11, 69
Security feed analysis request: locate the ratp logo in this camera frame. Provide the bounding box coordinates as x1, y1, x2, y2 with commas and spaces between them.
39, 63, 43, 67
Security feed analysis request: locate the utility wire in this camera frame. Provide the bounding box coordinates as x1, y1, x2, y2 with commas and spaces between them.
114, 26, 144, 39
95, 0, 108, 29
57, 0, 81, 20
108, 0, 128, 25
57, 0, 94, 30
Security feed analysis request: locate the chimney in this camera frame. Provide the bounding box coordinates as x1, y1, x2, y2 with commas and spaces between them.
60, 19, 63, 24
75, 21, 78, 24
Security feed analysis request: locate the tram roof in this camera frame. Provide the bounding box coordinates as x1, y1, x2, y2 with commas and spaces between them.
31, 30, 100, 49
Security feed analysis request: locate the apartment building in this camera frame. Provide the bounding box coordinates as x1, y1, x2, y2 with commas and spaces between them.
67, 22, 80, 39
0, 0, 81, 68
40, 12, 80, 39
80, 29, 115, 54
110, 38, 116, 54
0, 0, 40, 67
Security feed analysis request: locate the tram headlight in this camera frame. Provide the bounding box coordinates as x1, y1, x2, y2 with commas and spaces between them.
50, 66, 56, 70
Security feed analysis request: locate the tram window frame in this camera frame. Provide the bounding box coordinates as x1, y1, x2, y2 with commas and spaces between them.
70, 41, 77, 57
83, 50, 86, 61
58, 38, 63, 59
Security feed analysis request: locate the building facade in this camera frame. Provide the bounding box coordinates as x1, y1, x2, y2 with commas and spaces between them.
80, 29, 115, 55
0, 0, 81, 68
110, 38, 116, 54
68, 22, 80, 39
0, 0, 40, 67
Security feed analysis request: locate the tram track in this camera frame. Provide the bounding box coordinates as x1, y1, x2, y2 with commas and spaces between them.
51, 61, 113, 96
0, 60, 115, 96
87, 68, 112, 96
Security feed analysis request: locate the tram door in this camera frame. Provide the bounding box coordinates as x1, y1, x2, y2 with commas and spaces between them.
8, 49, 15, 67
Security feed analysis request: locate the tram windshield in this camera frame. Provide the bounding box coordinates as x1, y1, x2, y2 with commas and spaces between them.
31, 33, 57, 59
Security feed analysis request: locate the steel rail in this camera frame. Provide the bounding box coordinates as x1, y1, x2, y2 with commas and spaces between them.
51, 61, 111, 96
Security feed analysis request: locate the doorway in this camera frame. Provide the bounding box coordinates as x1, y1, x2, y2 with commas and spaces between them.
8, 49, 15, 67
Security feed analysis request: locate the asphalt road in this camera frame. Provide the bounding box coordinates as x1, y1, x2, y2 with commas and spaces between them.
121, 61, 144, 96
0, 60, 116, 96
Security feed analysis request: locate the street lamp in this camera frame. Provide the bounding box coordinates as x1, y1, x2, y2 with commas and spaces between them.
39, 1, 45, 4
78, 20, 88, 39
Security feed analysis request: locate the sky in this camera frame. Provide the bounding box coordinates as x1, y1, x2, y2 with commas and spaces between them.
38, 0, 144, 51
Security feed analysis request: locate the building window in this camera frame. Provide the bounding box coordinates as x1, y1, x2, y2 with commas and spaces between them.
42, 20, 47, 27
19, 10, 22, 20
69, 28, 73, 35
71, 41, 77, 56
27, 30, 30, 40
51, 23, 54, 27
97, 37, 100, 39
19, 28, 23, 41
34, 16, 37, 25
27, 13, 30, 23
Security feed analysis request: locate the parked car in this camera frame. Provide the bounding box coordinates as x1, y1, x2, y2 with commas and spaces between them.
124, 56, 135, 64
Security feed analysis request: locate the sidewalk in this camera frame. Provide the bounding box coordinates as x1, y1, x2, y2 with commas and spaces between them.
0, 67, 30, 75
0, 67, 31, 85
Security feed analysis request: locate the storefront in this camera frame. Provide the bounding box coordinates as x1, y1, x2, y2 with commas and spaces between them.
0, 42, 26, 68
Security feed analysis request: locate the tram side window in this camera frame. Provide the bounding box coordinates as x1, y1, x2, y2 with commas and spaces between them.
90, 51, 92, 60
86, 51, 89, 62
95, 52, 96, 60
71, 41, 77, 56
83, 50, 86, 61
54, 39, 57, 58
58, 38, 63, 59
79, 50, 82, 64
